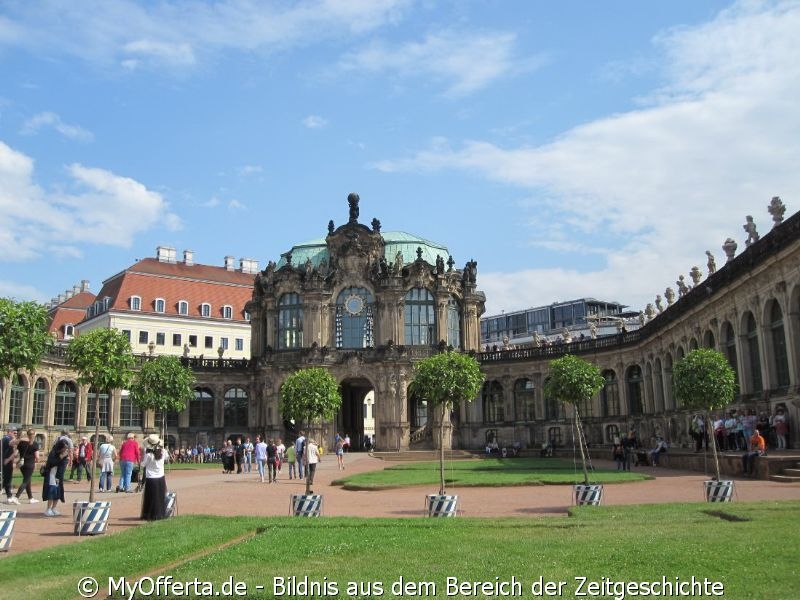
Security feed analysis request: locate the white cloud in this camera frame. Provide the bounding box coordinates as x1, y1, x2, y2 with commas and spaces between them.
0, 0, 413, 71
373, 0, 800, 314
338, 29, 526, 96
20, 111, 94, 141
238, 164, 263, 176
228, 199, 246, 210
0, 140, 181, 261
303, 115, 328, 129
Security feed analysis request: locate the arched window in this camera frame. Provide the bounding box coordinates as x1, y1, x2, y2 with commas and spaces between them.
120, 391, 143, 428
404, 288, 436, 346
224, 387, 249, 427
32, 378, 48, 425
335, 287, 375, 349
447, 296, 461, 349
178, 300, 189, 316
606, 424, 620, 444
409, 392, 428, 429
87, 387, 110, 427
703, 330, 715, 349
745, 312, 762, 392
513, 379, 535, 421
190, 388, 215, 427
54, 381, 77, 427
626, 365, 643, 416
277, 293, 303, 349
769, 301, 790, 388
154, 298, 166, 313
130, 296, 141, 311
223, 305, 233, 320
9, 374, 26, 424
543, 377, 564, 421
722, 322, 739, 385
482, 381, 504, 423
600, 370, 619, 417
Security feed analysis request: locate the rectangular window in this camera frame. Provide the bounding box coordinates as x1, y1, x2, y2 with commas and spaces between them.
172, 333, 182, 346
189, 335, 198, 348
220, 337, 229, 350
205, 336, 214, 349
120, 394, 143, 428
138, 331, 149, 344
122, 329, 131, 342
156, 332, 166, 346
235, 338, 244, 351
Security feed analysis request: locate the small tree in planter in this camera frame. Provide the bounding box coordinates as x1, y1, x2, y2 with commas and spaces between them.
673, 348, 737, 494
131, 355, 196, 445
409, 351, 484, 505
544, 354, 604, 501
67, 329, 135, 504
279, 367, 341, 500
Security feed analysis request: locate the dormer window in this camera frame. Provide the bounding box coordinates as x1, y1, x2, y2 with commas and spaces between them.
178, 300, 189, 316
200, 303, 211, 318
64, 324, 75, 339
223, 305, 233, 320
154, 298, 166, 313
244, 310, 251, 322
102, 296, 111, 310
130, 296, 141, 311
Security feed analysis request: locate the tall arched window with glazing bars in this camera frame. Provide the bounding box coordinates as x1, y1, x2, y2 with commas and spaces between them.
482, 380, 504, 423
277, 293, 303, 349
404, 288, 436, 346
32, 378, 48, 425
513, 378, 535, 421
446, 296, 461, 349
335, 287, 375, 349
768, 301, 790, 388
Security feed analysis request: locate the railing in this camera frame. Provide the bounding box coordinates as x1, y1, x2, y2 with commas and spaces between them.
410, 423, 432, 444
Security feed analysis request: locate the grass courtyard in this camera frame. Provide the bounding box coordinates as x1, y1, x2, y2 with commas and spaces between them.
1, 501, 798, 599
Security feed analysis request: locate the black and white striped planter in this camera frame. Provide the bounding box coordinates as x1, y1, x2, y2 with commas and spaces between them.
0, 510, 16, 552
290, 494, 323, 517
73, 500, 112, 536
704, 480, 734, 503
427, 494, 459, 517
165, 491, 178, 518
574, 484, 603, 506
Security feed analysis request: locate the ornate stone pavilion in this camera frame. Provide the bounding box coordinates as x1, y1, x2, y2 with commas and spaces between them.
2, 195, 798, 455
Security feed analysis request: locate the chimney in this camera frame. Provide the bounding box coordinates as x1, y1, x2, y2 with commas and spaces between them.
81, 280, 90, 292
73, 284, 81, 295
239, 258, 259, 274
156, 246, 177, 263
183, 249, 194, 266
65, 289, 74, 300
58, 294, 66, 304
224, 255, 235, 271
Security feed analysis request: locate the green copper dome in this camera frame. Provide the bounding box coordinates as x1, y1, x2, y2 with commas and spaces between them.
276, 231, 450, 269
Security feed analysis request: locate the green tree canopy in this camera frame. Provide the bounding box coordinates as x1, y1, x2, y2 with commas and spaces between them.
673, 348, 737, 412
67, 328, 135, 501
279, 367, 342, 494
410, 351, 484, 495
544, 354, 604, 485
673, 348, 737, 481
0, 298, 51, 380
131, 355, 196, 431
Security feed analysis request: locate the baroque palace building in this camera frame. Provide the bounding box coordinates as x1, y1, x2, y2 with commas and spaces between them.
1, 194, 798, 455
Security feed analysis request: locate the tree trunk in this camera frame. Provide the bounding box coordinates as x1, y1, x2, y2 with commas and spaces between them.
706, 412, 722, 481
305, 415, 312, 495
575, 407, 590, 485
89, 394, 100, 502
439, 403, 447, 495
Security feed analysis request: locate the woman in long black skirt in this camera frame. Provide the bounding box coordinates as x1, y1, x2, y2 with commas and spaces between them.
140, 434, 167, 521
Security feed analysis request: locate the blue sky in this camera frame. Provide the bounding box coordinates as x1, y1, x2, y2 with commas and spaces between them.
1, 0, 798, 316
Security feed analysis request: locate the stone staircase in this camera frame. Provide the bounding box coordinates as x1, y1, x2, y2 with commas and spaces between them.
769, 460, 800, 483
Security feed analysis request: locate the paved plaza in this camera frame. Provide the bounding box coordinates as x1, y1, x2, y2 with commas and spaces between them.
3, 453, 800, 556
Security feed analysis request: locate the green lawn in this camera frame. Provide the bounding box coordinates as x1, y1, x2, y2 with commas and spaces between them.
333, 458, 651, 489
1, 501, 798, 599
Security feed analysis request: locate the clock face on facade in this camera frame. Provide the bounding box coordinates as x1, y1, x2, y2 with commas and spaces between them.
344, 293, 365, 315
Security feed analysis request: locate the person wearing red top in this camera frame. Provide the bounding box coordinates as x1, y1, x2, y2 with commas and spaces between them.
73, 436, 93, 484
117, 433, 142, 493
742, 430, 766, 477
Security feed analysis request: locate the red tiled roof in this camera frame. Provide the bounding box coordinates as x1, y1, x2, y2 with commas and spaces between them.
92, 258, 256, 322
47, 291, 96, 340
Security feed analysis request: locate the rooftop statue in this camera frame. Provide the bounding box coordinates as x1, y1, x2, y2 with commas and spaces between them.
371, 217, 381, 233
768, 196, 786, 228
689, 266, 702, 287
723, 237, 738, 262
655, 294, 664, 313
705, 250, 716, 275
645, 303, 656, 320
589, 322, 598, 339
665, 287, 676, 306
676, 275, 689, 297
328, 220, 335, 235
348, 192, 360, 224
394, 250, 404, 274
743, 215, 759, 246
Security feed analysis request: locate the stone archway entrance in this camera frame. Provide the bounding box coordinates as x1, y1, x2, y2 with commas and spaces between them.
338, 378, 373, 451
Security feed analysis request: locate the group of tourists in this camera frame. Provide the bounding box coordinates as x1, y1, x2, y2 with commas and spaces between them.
1, 427, 171, 521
